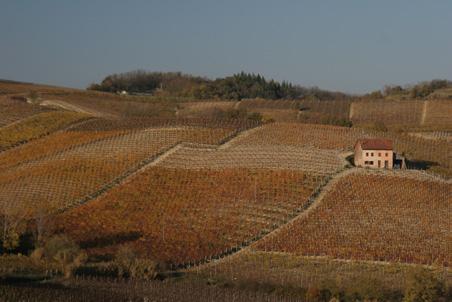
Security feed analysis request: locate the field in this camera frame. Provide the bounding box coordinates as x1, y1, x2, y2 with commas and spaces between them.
0, 80, 180, 119
228, 123, 368, 150
225, 123, 451, 174
253, 171, 451, 266
199, 251, 452, 294
350, 100, 424, 127
177, 101, 236, 118
0, 111, 89, 151
0, 277, 298, 302
0, 81, 451, 301
0, 96, 50, 127
52, 168, 323, 265
156, 145, 343, 175
350, 99, 452, 130
423, 100, 452, 128
0, 126, 235, 217
0, 129, 127, 170
238, 99, 301, 110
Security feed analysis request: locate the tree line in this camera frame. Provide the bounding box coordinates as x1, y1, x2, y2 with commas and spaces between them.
363, 79, 452, 99
88, 71, 350, 101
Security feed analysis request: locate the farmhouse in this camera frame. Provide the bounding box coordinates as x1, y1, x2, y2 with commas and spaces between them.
354, 138, 394, 169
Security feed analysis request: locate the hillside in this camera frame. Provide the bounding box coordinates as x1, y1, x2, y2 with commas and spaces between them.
0, 79, 451, 301
253, 170, 451, 266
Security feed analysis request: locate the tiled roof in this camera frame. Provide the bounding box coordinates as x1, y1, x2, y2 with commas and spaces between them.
356, 138, 393, 150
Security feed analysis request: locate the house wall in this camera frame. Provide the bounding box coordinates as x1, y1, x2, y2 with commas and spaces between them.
359, 149, 394, 169
354, 144, 364, 167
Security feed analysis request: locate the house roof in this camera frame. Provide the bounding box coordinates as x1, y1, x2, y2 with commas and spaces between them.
356, 138, 393, 150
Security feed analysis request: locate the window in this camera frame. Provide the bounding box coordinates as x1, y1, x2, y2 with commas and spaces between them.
369, 161, 373, 165
366, 152, 369, 156
364, 161, 373, 165
385, 152, 388, 156
378, 152, 381, 156
371, 152, 374, 156
385, 160, 389, 168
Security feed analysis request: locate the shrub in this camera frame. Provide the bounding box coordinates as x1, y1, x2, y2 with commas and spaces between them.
373, 121, 388, 132
1, 229, 21, 251
333, 118, 353, 127
114, 245, 137, 278
403, 269, 446, 302
114, 246, 160, 280
43, 235, 87, 278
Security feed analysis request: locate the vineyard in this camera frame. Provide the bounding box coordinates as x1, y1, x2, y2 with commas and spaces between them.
0, 130, 127, 170
298, 100, 351, 123
156, 145, 344, 175
0, 111, 90, 151
0, 277, 303, 302
350, 100, 424, 127
238, 99, 301, 110
0, 80, 450, 300
226, 123, 451, 174
0, 80, 75, 95
51, 168, 324, 265
0, 96, 50, 127
199, 251, 452, 293
252, 172, 451, 266
177, 101, 236, 118
0, 126, 235, 217
423, 100, 452, 128
228, 123, 369, 150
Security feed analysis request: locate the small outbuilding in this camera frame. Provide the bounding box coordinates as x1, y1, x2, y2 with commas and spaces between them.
354, 139, 394, 169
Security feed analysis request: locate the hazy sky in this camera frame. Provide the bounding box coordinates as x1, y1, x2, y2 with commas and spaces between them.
1, 0, 452, 93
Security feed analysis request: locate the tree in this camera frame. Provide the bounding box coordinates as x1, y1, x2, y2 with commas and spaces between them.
0, 199, 32, 252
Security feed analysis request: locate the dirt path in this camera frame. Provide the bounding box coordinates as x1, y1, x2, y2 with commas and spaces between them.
218, 125, 263, 149
248, 168, 358, 248
421, 100, 428, 126
40, 99, 115, 118
51, 125, 262, 214
180, 167, 357, 271
183, 166, 450, 271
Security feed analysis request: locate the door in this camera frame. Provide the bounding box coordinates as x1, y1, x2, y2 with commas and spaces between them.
378, 160, 381, 168
384, 160, 388, 168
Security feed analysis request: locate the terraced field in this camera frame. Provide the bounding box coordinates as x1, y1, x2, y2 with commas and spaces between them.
177, 101, 236, 118
226, 123, 451, 174
423, 100, 452, 128
0, 127, 235, 216
0, 96, 50, 127
350, 100, 424, 127
0, 130, 127, 170
157, 145, 344, 175
228, 123, 369, 150
199, 251, 452, 293
0, 111, 90, 151
52, 168, 324, 265
253, 171, 452, 266
238, 99, 301, 110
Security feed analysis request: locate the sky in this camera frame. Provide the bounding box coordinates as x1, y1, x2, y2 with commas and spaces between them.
1, 0, 452, 93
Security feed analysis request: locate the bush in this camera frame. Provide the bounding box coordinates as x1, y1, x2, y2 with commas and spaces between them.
114, 246, 161, 280
403, 270, 446, 302
1, 229, 21, 251
43, 235, 87, 278
333, 118, 353, 127
373, 121, 388, 132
